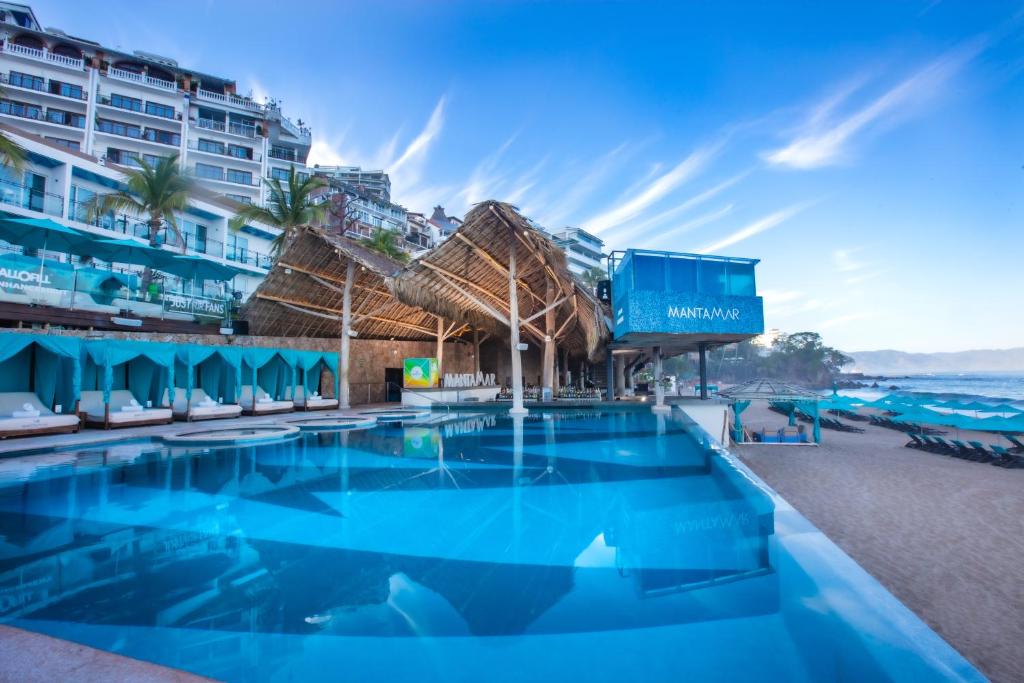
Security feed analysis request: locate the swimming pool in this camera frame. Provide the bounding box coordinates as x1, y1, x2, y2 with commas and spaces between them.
0, 409, 982, 682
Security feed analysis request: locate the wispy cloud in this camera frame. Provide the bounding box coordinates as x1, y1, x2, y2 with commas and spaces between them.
760, 289, 804, 306
637, 204, 734, 249
763, 39, 985, 169
697, 201, 815, 254
844, 270, 886, 286
584, 143, 721, 233
602, 170, 750, 244
538, 143, 636, 227
390, 96, 446, 175
832, 247, 866, 273
818, 312, 872, 329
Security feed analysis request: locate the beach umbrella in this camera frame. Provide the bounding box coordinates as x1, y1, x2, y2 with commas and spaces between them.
977, 415, 1024, 433
159, 254, 245, 282
986, 403, 1024, 414
89, 237, 177, 270
0, 216, 100, 292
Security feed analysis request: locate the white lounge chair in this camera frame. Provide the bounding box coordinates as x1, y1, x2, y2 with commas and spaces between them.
80, 390, 173, 429
165, 388, 243, 422
240, 385, 293, 415
0, 392, 80, 439
288, 386, 339, 411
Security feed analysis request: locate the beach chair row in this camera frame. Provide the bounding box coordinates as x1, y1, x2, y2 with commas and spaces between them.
869, 415, 946, 435
905, 435, 1022, 468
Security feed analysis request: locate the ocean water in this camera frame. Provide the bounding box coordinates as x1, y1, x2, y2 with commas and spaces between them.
0, 410, 982, 682
845, 372, 1024, 404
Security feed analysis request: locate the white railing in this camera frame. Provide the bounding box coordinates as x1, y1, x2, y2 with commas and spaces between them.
279, 116, 311, 141
106, 67, 176, 92
196, 88, 265, 113
2, 40, 85, 70
195, 117, 257, 139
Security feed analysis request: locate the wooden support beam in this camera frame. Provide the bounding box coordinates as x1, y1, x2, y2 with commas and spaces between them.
521, 294, 569, 325
450, 233, 544, 305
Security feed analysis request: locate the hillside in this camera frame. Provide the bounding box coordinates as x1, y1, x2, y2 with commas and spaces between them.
847, 348, 1024, 375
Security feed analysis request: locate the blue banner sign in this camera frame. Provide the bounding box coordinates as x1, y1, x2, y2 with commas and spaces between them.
0, 253, 74, 294
614, 290, 764, 338
164, 292, 226, 319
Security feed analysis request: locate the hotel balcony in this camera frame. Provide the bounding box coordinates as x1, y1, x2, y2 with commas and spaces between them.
187, 139, 261, 163
0, 72, 88, 102
195, 89, 265, 114
226, 246, 273, 270
96, 94, 182, 123
194, 117, 257, 139
0, 177, 64, 217
94, 121, 181, 147
0, 100, 86, 130
68, 200, 224, 258
268, 147, 298, 162
194, 166, 260, 188
0, 39, 84, 71
104, 66, 177, 93
279, 116, 312, 144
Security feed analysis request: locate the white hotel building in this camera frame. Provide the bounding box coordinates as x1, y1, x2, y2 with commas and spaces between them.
0, 2, 314, 330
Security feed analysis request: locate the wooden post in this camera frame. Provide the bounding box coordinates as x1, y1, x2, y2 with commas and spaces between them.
508, 236, 527, 414
473, 328, 481, 375
339, 261, 354, 409
436, 316, 444, 377
542, 277, 555, 400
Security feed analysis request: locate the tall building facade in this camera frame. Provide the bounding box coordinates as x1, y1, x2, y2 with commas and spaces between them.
0, 2, 310, 209
310, 165, 391, 202
549, 227, 606, 276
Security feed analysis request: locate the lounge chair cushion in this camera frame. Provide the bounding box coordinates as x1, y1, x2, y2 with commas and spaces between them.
163, 388, 242, 420
240, 385, 293, 412
0, 392, 78, 433
81, 390, 171, 424
289, 386, 338, 409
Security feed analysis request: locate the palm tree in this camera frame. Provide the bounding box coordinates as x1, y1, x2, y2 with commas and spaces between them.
360, 227, 409, 263
229, 165, 327, 258
86, 153, 193, 250
578, 265, 606, 292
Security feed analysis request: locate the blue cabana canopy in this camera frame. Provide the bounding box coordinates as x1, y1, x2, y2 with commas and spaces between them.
241, 348, 297, 400
175, 345, 243, 404
0, 333, 80, 410
295, 350, 340, 399
82, 339, 175, 405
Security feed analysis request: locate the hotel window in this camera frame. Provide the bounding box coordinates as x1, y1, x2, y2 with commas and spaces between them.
144, 101, 174, 119
226, 169, 252, 185
45, 109, 85, 128
226, 193, 252, 205
633, 254, 667, 291
109, 93, 143, 112
227, 144, 251, 160
107, 148, 142, 168
726, 262, 756, 296
180, 220, 208, 254
228, 233, 249, 261
143, 128, 180, 146
195, 163, 223, 180
142, 153, 163, 167
197, 138, 225, 155
97, 118, 142, 138
51, 81, 83, 99
45, 137, 80, 151
270, 167, 290, 181
667, 257, 697, 292
698, 260, 728, 295
0, 99, 42, 120
8, 71, 44, 91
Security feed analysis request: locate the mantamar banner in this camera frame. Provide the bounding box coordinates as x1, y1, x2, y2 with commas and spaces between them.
403, 358, 439, 388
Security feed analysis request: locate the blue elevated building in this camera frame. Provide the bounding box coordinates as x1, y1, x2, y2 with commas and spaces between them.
606, 249, 765, 401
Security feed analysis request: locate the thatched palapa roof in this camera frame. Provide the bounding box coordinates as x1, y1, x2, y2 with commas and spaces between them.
243, 201, 609, 358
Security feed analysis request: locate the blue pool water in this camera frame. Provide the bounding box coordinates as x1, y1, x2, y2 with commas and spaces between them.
0, 410, 982, 682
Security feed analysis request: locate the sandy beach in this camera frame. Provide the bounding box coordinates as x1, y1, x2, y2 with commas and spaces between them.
733, 401, 1024, 683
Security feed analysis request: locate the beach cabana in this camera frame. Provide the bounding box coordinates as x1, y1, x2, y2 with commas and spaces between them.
240, 348, 295, 415
80, 339, 174, 428
289, 350, 340, 410
169, 345, 244, 421
720, 379, 824, 444
0, 333, 82, 438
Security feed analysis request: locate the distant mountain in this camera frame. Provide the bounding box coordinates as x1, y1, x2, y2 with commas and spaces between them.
846, 348, 1024, 375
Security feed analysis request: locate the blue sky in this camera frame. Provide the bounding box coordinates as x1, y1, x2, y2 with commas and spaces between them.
34, 1, 1024, 353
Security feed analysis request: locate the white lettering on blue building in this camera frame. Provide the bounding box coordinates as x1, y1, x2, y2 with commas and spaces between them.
667, 306, 741, 321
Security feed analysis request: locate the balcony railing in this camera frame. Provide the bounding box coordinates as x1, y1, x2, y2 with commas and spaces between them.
194, 117, 257, 139
194, 167, 259, 187
195, 88, 265, 113
187, 139, 261, 162
279, 116, 311, 141
268, 147, 297, 162
68, 201, 223, 257
0, 177, 64, 217
106, 67, 176, 92
0, 72, 88, 100
0, 100, 85, 128
226, 246, 273, 270
96, 94, 181, 120
1, 40, 84, 70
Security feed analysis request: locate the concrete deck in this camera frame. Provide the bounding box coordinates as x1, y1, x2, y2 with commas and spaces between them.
734, 401, 1024, 683
0, 625, 216, 683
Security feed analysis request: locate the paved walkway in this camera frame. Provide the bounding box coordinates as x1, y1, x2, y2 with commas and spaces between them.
734, 401, 1024, 683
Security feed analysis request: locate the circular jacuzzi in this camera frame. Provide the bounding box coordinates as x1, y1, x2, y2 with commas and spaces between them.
286, 415, 377, 431
163, 424, 299, 445
356, 408, 431, 423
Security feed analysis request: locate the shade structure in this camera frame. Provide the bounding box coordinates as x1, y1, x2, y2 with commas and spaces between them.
90, 237, 176, 270
295, 349, 339, 399
174, 345, 243, 404
0, 216, 97, 256
975, 414, 1024, 433
160, 254, 245, 282
241, 348, 297, 400
0, 332, 80, 410
81, 339, 175, 405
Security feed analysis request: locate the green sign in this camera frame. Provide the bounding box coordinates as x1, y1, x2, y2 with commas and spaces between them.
403, 357, 438, 388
